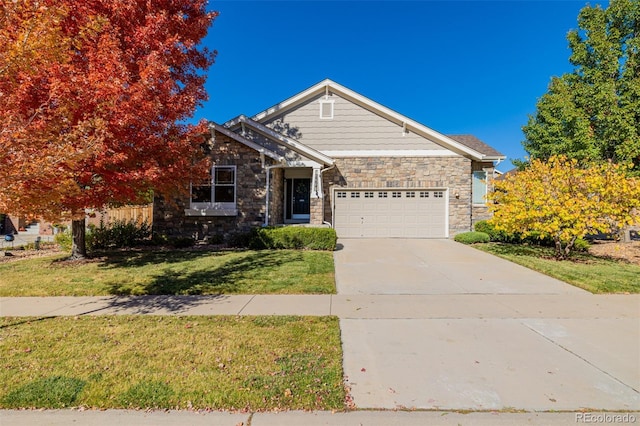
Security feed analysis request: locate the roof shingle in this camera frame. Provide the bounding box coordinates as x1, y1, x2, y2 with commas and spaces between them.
447, 134, 504, 158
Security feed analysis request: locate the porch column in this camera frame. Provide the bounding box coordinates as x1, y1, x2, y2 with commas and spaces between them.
310, 167, 323, 225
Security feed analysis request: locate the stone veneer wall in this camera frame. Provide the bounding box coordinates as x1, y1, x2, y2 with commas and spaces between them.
153, 133, 276, 241
321, 156, 474, 236
269, 167, 284, 225
471, 161, 496, 226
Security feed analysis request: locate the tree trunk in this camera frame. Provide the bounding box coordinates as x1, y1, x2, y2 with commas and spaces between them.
71, 218, 87, 259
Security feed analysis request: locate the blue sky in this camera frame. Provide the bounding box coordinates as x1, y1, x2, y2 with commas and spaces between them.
195, 0, 598, 171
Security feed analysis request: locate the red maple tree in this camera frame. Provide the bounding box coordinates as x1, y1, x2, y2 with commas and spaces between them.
0, 0, 216, 258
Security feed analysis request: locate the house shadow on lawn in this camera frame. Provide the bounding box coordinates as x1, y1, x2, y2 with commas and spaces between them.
100, 249, 303, 296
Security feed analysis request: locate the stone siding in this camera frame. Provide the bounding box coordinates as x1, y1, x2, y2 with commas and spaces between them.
321, 156, 474, 236
153, 133, 276, 241
269, 167, 285, 225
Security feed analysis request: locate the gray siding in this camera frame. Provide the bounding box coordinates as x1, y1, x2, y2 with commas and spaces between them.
262, 93, 448, 152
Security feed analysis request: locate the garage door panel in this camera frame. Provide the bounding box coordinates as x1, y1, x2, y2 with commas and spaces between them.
334, 189, 447, 239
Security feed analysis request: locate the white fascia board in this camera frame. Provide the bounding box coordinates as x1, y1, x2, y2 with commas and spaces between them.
249, 79, 489, 161
238, 117, 335, 166
481, 155, 506, 162
209, 122, 284, 162
251, 79, 334, 123
322, 149, 460, 157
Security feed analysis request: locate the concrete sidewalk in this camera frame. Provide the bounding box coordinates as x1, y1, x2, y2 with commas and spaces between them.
2, 409, 627, 426
1, 293, 638, 319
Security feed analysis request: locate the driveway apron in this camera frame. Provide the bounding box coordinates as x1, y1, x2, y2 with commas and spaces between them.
335, 239, 640, 411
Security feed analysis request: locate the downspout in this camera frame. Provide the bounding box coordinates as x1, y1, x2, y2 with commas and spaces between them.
320, 164, 336, 227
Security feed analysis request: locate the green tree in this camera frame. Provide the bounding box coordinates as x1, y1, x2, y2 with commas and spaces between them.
488, 156, 640, 259
522, 0, 640, 171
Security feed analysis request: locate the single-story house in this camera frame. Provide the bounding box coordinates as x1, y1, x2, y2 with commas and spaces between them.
153, 79, 505, 240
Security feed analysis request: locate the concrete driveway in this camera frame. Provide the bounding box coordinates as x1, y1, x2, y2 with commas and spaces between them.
335, 239, 640, 411
334, 238, 586, 295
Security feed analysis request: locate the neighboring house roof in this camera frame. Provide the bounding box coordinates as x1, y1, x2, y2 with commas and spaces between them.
494, 167, 518, 181
446, 135, 505, 159
226, 79, 505, 163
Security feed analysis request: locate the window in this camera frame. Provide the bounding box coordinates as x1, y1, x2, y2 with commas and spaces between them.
350, 192, 360, 198
406, 191, 415, 198
420, 191, 429, 198
337, 191, 347, 198
472, 171, 487, 204
392, 192, 401, 198
191, 165, 236, 208
319, 99, 334, 119
364, 192, 374, 198
434, 191, 444, 198
378, 192, 388, 198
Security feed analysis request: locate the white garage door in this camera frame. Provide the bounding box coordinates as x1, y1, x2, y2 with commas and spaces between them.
334, 189, 448, 238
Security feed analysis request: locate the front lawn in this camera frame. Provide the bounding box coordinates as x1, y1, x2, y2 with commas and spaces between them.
476, 243, 640, 294
0, 315, 345, 410
0, 249, 335, 296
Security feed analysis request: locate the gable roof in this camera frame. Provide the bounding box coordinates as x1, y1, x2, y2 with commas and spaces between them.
224, 116, 334, 166
239, 79, 505, 162
208, 122, 285, 162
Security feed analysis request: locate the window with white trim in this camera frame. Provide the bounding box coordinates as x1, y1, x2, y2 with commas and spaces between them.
434, 191, 444, 198
472, 171, 487, 204
191, 165, 236, 210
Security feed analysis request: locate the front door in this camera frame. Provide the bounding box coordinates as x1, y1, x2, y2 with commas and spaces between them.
290, 178, 311, 220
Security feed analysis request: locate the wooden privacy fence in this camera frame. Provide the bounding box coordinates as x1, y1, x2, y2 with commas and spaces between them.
104, 204, 153, 225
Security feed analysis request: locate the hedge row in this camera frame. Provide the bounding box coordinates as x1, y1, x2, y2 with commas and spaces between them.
55, 222, 337, 252
473, 220, 590, 251
453, 231, 491, 244
233, 226, 337, 251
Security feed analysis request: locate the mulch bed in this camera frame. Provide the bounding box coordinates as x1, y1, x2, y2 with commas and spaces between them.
588, 240, 640, 266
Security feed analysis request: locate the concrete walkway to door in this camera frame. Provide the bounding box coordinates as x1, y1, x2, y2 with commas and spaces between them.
335, 239, 640, 412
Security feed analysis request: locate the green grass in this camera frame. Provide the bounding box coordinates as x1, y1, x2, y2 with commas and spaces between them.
0, 249, 335, 296
476, 243, 640, 293
0, 315, 345, 410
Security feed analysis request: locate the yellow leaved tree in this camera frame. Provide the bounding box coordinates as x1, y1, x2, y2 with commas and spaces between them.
488, 156, 640, 259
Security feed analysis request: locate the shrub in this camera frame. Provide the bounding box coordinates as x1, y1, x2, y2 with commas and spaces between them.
231, 226, 337, 250
475, 220, 520, 243
88, 219, 151, 250
226, 230, 254, 248
454, 231, 490, 244
54, 231, 73, 251
167, 236, 194, 249
573, 237, 590, 252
